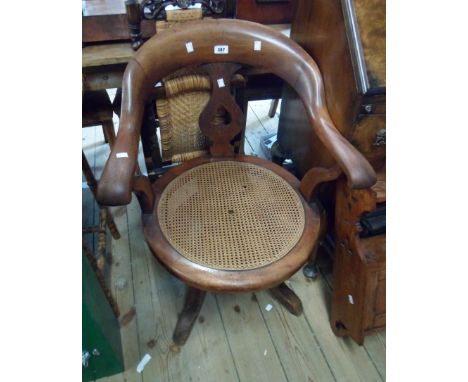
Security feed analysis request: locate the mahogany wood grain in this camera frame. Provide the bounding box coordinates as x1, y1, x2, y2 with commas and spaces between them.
269, 282, 303, 316
132, 175, 154, 214
102, 119, 116, 146
142, 155, 320, 292
96, 19, 376, 207
198, 63, 245, 157
330, 177, 385, 344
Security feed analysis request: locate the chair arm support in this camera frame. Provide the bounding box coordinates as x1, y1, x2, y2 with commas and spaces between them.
96, 59, 149, 206
299, 165, 342, 203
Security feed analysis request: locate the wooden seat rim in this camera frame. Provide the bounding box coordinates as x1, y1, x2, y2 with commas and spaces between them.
143, 155, 320, 292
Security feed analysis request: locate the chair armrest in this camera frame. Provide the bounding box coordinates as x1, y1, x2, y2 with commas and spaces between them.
96, 130, 141, 206
96, 60, 149, 206
308, 108, 377, 189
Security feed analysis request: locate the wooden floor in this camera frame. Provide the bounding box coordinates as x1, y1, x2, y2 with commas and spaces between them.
83, 98, 386, 382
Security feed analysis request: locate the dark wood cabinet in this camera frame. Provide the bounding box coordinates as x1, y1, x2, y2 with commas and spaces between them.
277, 0, 386, 175
276, 0, 386, 344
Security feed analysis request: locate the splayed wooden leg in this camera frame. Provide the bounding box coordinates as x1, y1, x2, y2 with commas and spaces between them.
269, 282, 303, 316
172, 286, 206, 348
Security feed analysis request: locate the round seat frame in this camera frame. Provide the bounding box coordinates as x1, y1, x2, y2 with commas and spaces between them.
143, 155, 320, 293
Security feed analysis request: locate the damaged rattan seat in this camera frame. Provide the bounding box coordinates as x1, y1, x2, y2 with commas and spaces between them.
97, 19, 376, 348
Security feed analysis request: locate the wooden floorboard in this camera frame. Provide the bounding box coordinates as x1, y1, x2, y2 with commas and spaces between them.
363, 334, 386, 380
244, 103, 270, 159
255, 289, 336, 382
99, 205, 143, 382
320, 254, 387, 381
294, 272, 384, 382
90, 99, 385, 382
215, 292, 288, 382
249, 100, 281, 135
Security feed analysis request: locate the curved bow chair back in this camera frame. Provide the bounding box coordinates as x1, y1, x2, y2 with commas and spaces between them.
98, 18, 375, 206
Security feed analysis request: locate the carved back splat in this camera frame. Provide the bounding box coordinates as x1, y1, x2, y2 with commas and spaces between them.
198, 63, 245, 157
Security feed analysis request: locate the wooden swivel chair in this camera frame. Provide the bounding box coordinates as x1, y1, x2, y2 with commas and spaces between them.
96, 19, 376, 347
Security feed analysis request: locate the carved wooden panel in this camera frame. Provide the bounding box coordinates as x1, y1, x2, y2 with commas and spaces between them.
199, 63, 246, 157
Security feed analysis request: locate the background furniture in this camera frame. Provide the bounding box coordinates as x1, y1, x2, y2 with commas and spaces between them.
331, 176, 385, 345
82, 0, 294, 45
277, 0, 385, 174
96, 19, 376, 348
236, 0, 295, 24
275, 0, 386, 344
82, 90, 121, 272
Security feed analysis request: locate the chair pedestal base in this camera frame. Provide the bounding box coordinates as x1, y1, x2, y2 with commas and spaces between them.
269, 282, 303, 316
171, 282, 303, 349
172, 286, 206, 347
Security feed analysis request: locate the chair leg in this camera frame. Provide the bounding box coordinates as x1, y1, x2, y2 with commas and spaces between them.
270, 141, 285, 166
96, 208, 108, 270
83, 237, 120, 317
268, 98, 280, 118
83, 151, 121, 239
105, 208, 121, 240
172, 286, 206, 347
102, 119, 116, 147
269, 282, 303, 316
303, 201, 327, 280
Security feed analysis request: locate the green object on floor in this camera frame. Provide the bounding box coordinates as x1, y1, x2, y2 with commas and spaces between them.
82, 250, 123, 381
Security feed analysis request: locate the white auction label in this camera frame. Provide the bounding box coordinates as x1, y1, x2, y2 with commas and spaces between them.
254, 40, 262, 51
116, 152, 128, 158
214, 45, 229, 54
185, 41, 194, 53
136, 354, 152, 373
217, 78, 225, 88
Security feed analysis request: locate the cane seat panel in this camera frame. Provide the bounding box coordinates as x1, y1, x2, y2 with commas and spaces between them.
156, 160, 306, 271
